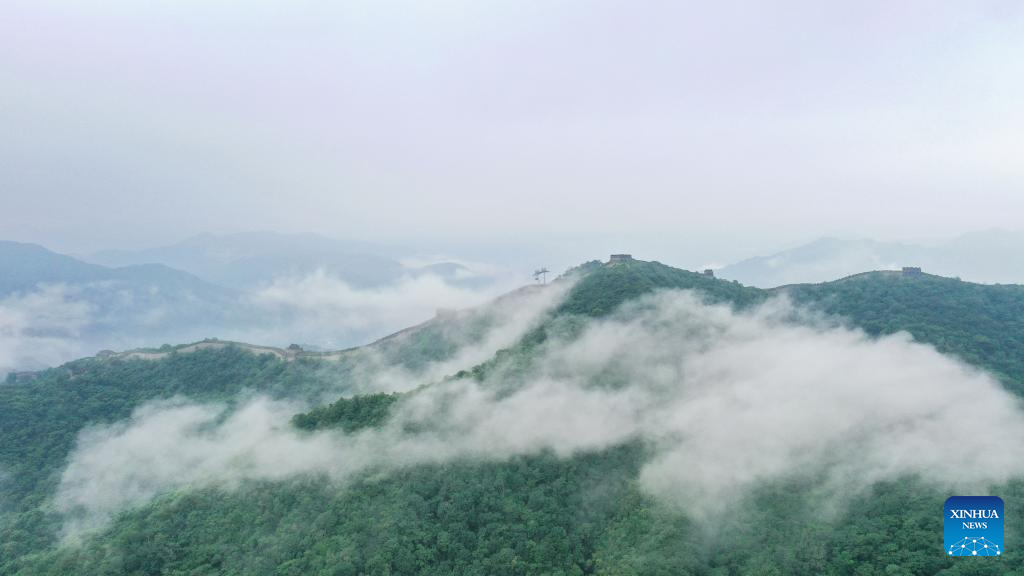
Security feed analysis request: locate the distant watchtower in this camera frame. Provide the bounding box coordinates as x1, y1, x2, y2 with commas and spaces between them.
902, 266, 923, 276
702, 269, 715, 278
608, 254, 633, 263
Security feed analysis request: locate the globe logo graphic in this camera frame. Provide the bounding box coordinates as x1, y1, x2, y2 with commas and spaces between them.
948, 537, 1001, 556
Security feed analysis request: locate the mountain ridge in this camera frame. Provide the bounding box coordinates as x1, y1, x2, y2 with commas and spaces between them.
718, 229, 1024, 287
0, 240, 234, 298
4, 255, 1024, 574
84, 231, 482, 290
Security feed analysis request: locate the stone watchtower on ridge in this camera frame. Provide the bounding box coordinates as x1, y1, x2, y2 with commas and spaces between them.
902, 266, 923, 276
608, 254, 633, 263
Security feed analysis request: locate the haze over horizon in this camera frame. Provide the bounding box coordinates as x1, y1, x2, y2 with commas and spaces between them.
4, 1, 1023, 265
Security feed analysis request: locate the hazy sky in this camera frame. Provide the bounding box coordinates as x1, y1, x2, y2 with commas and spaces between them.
2, 1, 1023, 265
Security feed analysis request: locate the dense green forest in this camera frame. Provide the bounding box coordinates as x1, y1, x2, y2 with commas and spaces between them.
291, 393, 401, 433
783, 271, 1024, 394
2, 260, 1022, 575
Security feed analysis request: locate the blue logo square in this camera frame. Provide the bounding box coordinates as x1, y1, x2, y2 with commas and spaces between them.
944, 496, 1003, 557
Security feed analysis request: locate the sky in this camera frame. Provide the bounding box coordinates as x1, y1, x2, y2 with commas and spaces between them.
2, 0, 1023, 266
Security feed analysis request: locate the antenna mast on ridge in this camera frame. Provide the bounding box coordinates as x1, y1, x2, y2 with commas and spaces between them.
533, 267, 550, 284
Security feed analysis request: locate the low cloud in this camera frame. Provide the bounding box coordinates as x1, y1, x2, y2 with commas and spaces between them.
0, 271, 530, 373
238, 270, 521, 349
349, 281, 573, 395
55, 291, 1024, 540
0, 284, 94, 373
0, 281, 237, 373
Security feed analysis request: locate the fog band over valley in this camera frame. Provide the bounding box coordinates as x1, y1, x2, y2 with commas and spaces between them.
55, 291, 1024, 540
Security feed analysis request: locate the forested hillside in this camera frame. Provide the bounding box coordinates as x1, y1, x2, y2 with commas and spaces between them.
3, 259, 1022, 575
784, 271, 1024, 393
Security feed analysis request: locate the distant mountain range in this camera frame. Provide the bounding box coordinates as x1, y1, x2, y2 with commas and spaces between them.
5, 229, 1023, 373
84, 231, 482, 290
0, 240, 232, 299
718, 229, 1024, 287
0, 235, 508, 373
0, 241, 242, 372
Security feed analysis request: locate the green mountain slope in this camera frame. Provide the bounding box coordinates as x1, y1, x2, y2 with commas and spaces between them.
0, 285, 556, 568
3, 258, 1023, 575
555, 259, 762, 318
782, 271, 1024, 393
